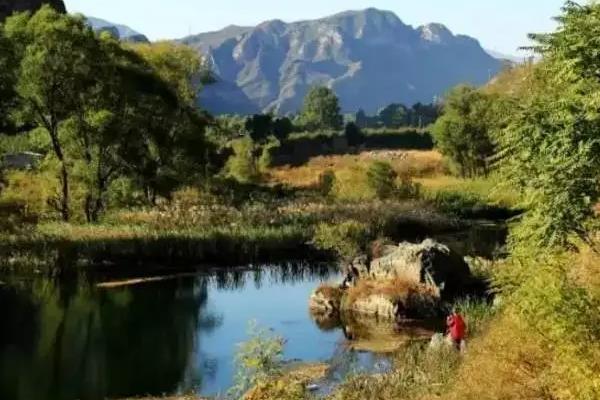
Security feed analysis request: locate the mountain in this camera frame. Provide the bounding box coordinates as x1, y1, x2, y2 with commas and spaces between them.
0, 0, 65, 21
86, 16, 149, 43
485, 49, 525, 64
181, 8, 503, 115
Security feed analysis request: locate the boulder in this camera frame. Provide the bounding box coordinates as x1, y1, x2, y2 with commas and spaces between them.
0, 0, 66, 22
309, 285, 343, 313
368, 239, 472, 300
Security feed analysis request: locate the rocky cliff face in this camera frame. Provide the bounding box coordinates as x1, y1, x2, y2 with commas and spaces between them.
181, 8, 502, 115
0, 0, 66, 21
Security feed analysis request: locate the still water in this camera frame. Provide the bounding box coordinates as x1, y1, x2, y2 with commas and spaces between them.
0, 223, 507, 399
0, 264, 391, 400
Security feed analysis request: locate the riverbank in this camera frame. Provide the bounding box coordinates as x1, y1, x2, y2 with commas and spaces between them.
0, 196, 488, 274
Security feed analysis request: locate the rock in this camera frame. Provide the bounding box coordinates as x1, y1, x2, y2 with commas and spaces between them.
309, 285, 343, 313
369, 239, 473, 300
350, 294, 398, 319
0, 0, 66, 22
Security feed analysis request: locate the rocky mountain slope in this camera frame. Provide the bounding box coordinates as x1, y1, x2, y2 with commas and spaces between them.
181, 8, 503, 115
86, 17, 149, 43
0, 0, 65, 21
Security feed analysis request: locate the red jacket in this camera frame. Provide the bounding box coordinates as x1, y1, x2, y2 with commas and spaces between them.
447, 313, 466, 341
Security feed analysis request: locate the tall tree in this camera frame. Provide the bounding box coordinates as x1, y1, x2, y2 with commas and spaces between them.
497, 1, 600, 249
297, 86, 343, 131
432, 85, 497, 177
5, 6, 100, 220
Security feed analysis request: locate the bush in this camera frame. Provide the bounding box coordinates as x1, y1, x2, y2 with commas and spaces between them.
0, 170, 57, 219
366, 161, 397, 200
230, 321, 286, 399
313, 220, 370, 261
258, 138, 281, 172
227, 137, 260, 183
317, 169, 336, 198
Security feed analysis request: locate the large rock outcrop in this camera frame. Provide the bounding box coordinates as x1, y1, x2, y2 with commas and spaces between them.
368, 239, 472, 300
310, 239, 473, 322
0, 0, 65, 22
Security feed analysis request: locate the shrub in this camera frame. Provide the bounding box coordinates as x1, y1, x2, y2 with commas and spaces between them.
258, 138, 280, 172
229, 321, 286, 399
317, 169, 336, 198
0, 170, 57, 219
227, 137, 260, 183
366, 161, 397, 200
313, 221, 370, 261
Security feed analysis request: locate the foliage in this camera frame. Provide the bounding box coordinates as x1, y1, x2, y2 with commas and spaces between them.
496, 1, 600, 250
229, 321, 286, 400
366, 161, 397, 200
344, 122, 364, 147
317, 170, 336, 198
227, 137, 260, 183
432, 85, 498, 177
355, 102, 440, 129
0, 169, 57, 219
297, 86, 343, 131
130, 41, 203, 105
330, 341, 460, 400
312, 221, 370, 261
258, 138, 280, 172
0, 7, 210, 222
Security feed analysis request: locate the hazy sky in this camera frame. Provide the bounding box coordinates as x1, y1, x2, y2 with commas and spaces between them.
64, 0, 565, 55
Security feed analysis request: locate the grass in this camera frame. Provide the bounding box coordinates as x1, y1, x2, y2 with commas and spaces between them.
0, 196, 462, 273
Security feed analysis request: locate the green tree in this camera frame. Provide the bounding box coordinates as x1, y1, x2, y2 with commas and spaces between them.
226, 137, 259, 183
6, 7, 101, 221
0, 28, 17, 134
344, 122, 364, 147
297, 86, 343, 131
272, 117, 293, 141
378, 103, 408, 127
244, 114, 273, 144
432, 85, 496, 177
497, 1, 600, 249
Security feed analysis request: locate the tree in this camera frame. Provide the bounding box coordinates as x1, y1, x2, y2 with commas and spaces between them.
344, 122, 364, 147
272, 117, 292, 141
497, 1, 600, 249
244, 114, 273, 144
0, 28, 17, 134
297, 86, 343, 131
226, 137, 259, 183
3, 8, 210, 221
6, 7, 101, 221
378, 103, 408, 128
432, 85, 496, 178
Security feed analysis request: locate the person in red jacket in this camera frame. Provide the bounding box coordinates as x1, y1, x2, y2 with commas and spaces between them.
446, 307, 466, 350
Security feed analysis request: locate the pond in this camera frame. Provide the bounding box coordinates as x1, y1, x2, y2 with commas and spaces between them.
0, 263, 405, 400
0, 222, 507, 400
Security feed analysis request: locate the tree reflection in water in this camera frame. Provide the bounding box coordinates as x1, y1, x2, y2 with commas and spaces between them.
0, 275, 221, 400
0, 262, 339, 400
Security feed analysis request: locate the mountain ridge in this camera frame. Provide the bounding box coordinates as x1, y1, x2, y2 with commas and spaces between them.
181, 8, 502, 115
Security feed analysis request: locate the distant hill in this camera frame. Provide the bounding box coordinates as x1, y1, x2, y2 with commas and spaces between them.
180, 8, 503, 115
485, 49, 527, 64
0, 0, 65, 21
86, 16, 149, 43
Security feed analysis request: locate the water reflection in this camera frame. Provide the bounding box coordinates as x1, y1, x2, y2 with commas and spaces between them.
0, 262, 339, 400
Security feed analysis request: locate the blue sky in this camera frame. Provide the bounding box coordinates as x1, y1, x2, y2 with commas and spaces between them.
64, 0, 565, 55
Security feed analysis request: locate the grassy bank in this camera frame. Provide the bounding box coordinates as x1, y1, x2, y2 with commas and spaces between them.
0, 197, 465, 273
